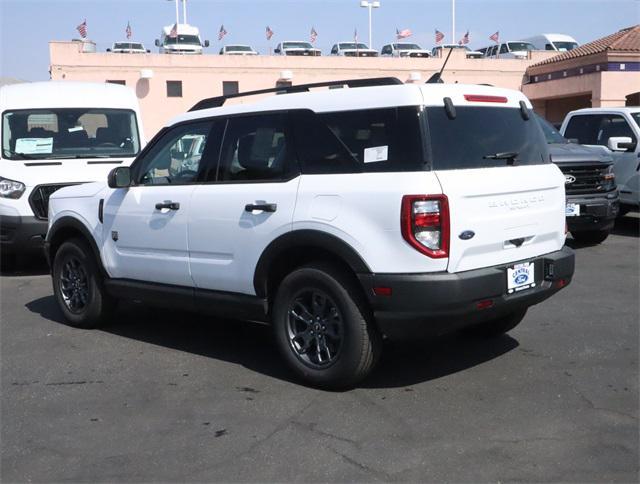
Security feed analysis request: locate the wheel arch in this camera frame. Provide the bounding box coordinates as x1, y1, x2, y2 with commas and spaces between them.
253, 230, 371, 300
46, 217, 104, 276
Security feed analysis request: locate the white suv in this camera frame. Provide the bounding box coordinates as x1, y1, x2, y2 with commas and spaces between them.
46, 78, 575, 388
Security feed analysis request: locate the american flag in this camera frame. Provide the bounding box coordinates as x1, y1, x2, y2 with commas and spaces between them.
435, 29, 445, 44
396, 28, 412, 40
169, 23, 178, 38
266, 25, 274, 40
310, 27, 318, 43
218, 24, 227, 41
489, 31, 499, 43
76, 19, 88, 39
125, 21, 132, 40
458, 30, 470, 45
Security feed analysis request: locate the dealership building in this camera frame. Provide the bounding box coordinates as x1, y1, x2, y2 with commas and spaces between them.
48, 25, 639, 135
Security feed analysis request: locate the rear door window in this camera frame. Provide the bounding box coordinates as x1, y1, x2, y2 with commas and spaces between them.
425, 106, 549, 169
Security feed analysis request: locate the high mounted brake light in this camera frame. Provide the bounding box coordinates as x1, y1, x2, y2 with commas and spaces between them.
401, 195, 449, 258
463, 94, 508, 103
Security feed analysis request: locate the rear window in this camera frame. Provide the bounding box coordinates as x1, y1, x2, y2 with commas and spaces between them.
425, 106, 549, 169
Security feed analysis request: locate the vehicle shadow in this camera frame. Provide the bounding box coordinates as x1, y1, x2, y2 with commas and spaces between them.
611, 213, 639, 237
0, 255, 49, 277
26, 295, 519, 390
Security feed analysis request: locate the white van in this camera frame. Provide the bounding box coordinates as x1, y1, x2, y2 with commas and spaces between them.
155, 24, 209, 54
520, 34, 578, 52
482, 41, 535, 59
0, 81, 144, 259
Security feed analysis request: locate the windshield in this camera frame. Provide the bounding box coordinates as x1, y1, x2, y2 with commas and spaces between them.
395, 43, 422, 50
553, 41, 578, 51
339, 43, 369, 50
227, 45, 252, 51
2, 108, 141, 160
283, 42, 314, 49
508, 42, 534, 51
165, 34, 201, 46
425, 106, 549, 169
535, 113, 568, 144
114, 43, 143, 50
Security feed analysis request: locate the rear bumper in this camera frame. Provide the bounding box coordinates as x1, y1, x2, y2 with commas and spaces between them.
566, 191, 619, 232
358, 246, 575, 340
0, 214, 48, 255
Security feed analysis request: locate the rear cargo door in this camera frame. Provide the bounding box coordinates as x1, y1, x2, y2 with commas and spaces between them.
424, 101, 566, 273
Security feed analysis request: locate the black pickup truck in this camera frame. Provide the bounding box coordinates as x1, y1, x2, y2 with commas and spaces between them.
536, 114, 619, 244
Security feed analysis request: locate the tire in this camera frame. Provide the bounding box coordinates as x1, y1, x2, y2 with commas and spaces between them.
571, 229, 610, 245
466, 309, 527, 338
272, 262, 381, 390
52, 238, 114, 328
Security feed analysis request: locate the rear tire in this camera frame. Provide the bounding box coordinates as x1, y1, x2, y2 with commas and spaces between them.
272, 262, 381, 390
571, 229, 610, 245
466, 309, 527, 338
52, 238, 114, 328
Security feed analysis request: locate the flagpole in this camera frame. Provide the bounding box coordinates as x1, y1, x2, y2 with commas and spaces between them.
451, 0, 455, 47
182, 0, 187, 24
174, 0, 180, 25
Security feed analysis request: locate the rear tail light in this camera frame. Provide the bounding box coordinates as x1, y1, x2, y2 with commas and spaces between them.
401, 194, 449, 258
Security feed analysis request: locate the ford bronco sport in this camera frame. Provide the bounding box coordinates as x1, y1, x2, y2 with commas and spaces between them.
46, 78, 575, 388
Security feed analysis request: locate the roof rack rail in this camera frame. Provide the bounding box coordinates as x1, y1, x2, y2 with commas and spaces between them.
189, 77, 403, 111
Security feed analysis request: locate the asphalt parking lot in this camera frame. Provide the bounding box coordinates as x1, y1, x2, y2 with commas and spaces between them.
1, 215, 638, 482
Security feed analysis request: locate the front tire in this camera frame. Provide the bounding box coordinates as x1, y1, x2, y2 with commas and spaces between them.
52, 238, 114, 328
571, 229, 610, 245
466, 309, 527, 338
272, 263, 381, 389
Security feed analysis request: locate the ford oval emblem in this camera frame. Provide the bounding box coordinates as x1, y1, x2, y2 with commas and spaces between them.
565, 175, 576, 184
459, 230, 475, 240
515, 274, 529, 284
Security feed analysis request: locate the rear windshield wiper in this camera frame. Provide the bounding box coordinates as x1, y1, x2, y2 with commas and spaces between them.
483, 151, 519, 165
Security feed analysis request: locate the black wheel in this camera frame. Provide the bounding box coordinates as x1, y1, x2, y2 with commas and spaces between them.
571, 229, 610, 245
52, 238, 114, 328
466, 309, 527, 338
272, 262, 381, 389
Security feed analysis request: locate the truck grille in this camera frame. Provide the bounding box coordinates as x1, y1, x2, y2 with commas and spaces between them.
558, 164, 610, 195
28, 184, 75, 220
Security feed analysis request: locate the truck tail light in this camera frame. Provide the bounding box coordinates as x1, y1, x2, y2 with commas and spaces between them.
401, 194, 449, 258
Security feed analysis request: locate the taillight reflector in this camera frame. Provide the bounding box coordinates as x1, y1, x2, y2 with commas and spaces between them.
464, 94, 508, 103
401, 194, 450, 258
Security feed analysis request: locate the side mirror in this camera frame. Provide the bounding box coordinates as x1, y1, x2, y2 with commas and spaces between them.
567, 138, 580, 144
155, 39, 160, 47
607, 136, 636, 152
106, 48, 112, 52
146, 49, 151, 53
108, 166, 132, 188
274, 48, 280, 54
204, 40, 210, 47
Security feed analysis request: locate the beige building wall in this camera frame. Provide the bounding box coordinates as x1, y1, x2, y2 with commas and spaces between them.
49, 41, 556, 136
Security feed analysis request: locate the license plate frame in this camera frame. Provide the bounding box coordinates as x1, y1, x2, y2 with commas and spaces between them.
507, 261, 536, 294
565, 203, 581, 217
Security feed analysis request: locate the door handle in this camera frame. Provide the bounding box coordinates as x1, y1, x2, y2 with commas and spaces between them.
155, 201, 180, 210
245, 203, 277, 213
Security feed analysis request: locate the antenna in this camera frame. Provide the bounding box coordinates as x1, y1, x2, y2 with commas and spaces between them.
426, 46, 454, 84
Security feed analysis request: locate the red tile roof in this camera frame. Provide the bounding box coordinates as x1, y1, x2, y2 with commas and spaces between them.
530, 25, 640, 67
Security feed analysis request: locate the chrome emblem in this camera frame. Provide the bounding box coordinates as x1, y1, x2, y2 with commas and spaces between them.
459, 230, 475, 240
565, 175, 576, 184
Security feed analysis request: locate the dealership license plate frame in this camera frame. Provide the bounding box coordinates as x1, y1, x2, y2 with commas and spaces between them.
566, 203, 581, 217
507, 261, 536, 294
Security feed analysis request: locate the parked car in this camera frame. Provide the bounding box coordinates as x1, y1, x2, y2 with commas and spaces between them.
155, 23, 209, 54
482, 41, 535, 59
219, 44, 258, 55
536, 114, 618, 244
380, 42, 430, 57
431, 44, 483, 59
107, 41, 150, 54
46, 79, 574, 389
330, 42, 378, 57
0, 81, 144, 261
520, 33, 578, 52
274, 41, 321, 56
560, 107, 640, 215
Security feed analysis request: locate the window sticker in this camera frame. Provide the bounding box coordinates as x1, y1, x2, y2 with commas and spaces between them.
363, 145, 388, 163
15, 137, 53, 154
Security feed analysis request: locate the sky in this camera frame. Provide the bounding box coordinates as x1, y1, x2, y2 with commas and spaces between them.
1, 0, 639, 81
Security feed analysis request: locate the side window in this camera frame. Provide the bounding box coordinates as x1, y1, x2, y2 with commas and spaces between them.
545, 43, 554, 50
331, 45, 338, 54
135, 121, 216, 185
382, 45, 390, 55
216, 113, 295, 182
499, 43, 509, 54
